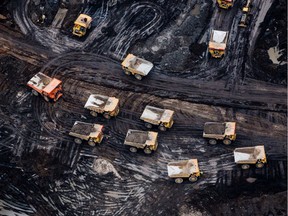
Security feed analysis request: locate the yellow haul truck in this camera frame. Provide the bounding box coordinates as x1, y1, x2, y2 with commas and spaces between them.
217, 0, 234, 9
167, 159, 202, 184
203, 122, 236, 145
208, 30, 229, 58
140, 105, 174, 131
69, 121, 104, 146
121, 54, 153, 80
239, 0, 252, 28
234, 145, 267, 170
84, 94, 120, 119
72, 14, 92, 37
124, 129, 158, 154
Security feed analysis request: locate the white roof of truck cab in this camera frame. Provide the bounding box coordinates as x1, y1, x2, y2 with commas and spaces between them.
225, 122, 236, 135
84, 94, 119, 112
234, 145, 266, 163
122, 54, 153, 75
140, 105, 174, 123
167, 159, 199, 177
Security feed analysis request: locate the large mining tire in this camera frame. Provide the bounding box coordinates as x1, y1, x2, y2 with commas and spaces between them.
256, 163, 264, 169
175, 178, 183, 184
223, 139, 232, 145
88, 139, 96, 147
145, 123, 153, 129
241, 164, 250, 170
134, 74, 142, 80
189, 175, 198, 182
74, 138, 82, 144
129, 147, 137, 153
103, 113, 111, 119
90, 111, 98, 117
158, 125, 167, 131
144, 147, 152, 154
208, 139, 217, 145
32, 89, 39, 96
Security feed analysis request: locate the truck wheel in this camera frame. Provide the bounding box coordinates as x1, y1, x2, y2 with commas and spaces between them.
144, 147, 152, 154
256, 163, 264, 169
125, 71, 131, 76
223, 139, 232, 145
88, 139, 96, 147
129, 147, 137, 153
175, 178, 183, 184
90, 111, 98, 117
134, 74, 142, 80
43, 95, 50, 102
32, 89, 39, 96
241, 164, 250, 170
145, 123, 152, 129
208, 139, 217, 145
159, 125, 167, 131
74, 138, 82, 144
103, 113, 111, 119
189, 175, 198, 182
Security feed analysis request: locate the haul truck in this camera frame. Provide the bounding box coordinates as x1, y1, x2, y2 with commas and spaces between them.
69, 121, 104, 146
27, 72, 63, 102
121, 54, 153, 80
84, 94, 120, 119
124, 129, 158, 154
140, 105, 174, 131
203, 122, 236, 145
217, 0, 234, 9
208, 30, 229, 58
234, 145, 267, 170
72, 14, 92, 37
167, 159, 201, 184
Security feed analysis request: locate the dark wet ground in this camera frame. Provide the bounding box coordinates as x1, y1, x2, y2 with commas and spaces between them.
0, 0, 287, 215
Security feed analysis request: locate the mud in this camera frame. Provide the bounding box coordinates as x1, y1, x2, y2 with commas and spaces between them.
0, 0, 287, 215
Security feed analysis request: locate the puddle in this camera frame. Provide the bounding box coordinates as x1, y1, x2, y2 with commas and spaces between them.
191, 4, 201, 16
267, 46, 286, 65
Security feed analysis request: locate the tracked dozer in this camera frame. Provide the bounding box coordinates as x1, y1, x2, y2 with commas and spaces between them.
208, 30, 229, 58
27, 72, 63, 102
72, 14, 92, 37
121, 54, 153, 80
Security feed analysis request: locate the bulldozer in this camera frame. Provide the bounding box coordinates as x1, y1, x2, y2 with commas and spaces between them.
217, 0, 234, 9
27, 72, 63, 102
208, 30, 229, 58
124, 129, 158, 154
167, 159, 202, 184
69, 121, 104, 146
121, 54, 153, 80
234, 145, 267, 169
72, 14, 92, 37
140, 105, 174, 131
84, 94, 120, 119
203, 122, 236, 145
239, 0, 252, 28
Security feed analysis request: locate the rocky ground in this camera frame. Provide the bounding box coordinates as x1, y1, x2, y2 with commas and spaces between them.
0, 0, 286, 215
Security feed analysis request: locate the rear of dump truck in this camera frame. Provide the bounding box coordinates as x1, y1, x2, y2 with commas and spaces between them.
208, 30, 229, 58
217, 0, 233, 9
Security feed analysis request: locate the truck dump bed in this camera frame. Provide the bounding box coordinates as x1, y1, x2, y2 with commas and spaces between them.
234, 145, 266, 164
167, 159, 199, 178
122, 54, 153, 76
84, 94, 119, 112
27, 72, 61, 93
69, 121, 103, 140
203, 122, 236, 136
209, 30, 228, 50
124, 129, 158, 149
74, 14, 92, 27
140, 106, 174, 124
